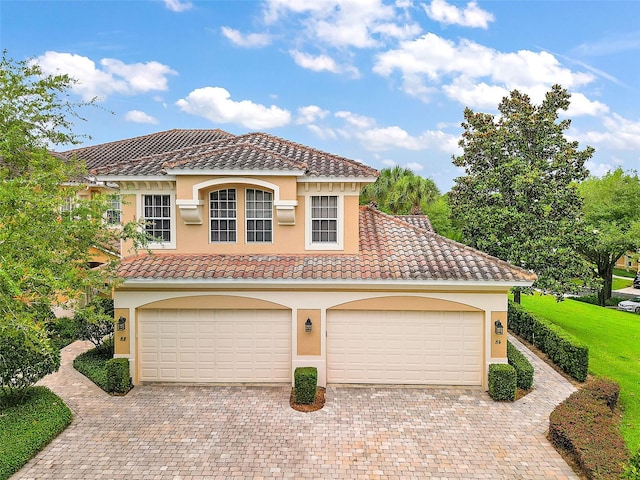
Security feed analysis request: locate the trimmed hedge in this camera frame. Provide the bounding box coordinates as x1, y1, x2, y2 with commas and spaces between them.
549, 378, 628, 479
508, 300, 589, 382
74, 343, 130, 394
569, 295, 624, 307
506, 341, 534, 390
105, 358, 131, 394
488, 363, 516, 401
294, 367, 317, 405
0, 387, 72, 480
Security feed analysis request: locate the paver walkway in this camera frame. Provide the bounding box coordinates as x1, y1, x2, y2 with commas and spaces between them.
15, 336, 577, 479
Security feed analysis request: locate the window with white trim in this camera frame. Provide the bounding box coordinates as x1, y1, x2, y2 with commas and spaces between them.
210, 189, 237, 242
106, 194, 121, 225
143, 194, 171, 242
311, 195, 338, 243
246, 189, 273, 243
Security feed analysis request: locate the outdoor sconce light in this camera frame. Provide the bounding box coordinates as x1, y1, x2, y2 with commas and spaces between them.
494, 319, 504, 336
305, 318, 313, 333
117, 316, 127, 331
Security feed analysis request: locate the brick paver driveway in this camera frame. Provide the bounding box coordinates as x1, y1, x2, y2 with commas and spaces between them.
15, 337, 578, 479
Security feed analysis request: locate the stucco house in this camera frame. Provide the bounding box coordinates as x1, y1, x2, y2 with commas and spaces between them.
63, 129, 535, 388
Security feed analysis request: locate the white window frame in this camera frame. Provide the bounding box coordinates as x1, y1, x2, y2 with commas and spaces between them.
139, 192, 176, 249
245, 188, 273, 243
305, 194, 343, 251
210, 188, 237, 243
106, 194, 121, 226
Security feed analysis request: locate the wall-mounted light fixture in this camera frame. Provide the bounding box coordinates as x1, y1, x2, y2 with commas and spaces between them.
117, 316, 127, 331
494, 319, 504, 335
305, 318, 313, 333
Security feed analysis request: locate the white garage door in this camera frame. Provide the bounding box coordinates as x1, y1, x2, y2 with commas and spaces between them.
327, 310, 483, 385
138, 309, 291, 383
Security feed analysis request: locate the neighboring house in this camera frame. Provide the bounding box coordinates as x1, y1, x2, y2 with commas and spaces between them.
615, 251, 639, 273
62, 129, 535, 388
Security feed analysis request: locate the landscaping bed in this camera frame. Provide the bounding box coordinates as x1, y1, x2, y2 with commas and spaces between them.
0, 387, 72, 480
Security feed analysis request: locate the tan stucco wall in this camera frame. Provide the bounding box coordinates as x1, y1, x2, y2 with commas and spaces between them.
297, 309, 321, 356
114, 308, 130, 355
115, 288, 510, 388
490, 311, 507, 358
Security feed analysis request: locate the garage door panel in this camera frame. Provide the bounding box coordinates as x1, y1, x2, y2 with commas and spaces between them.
328, 310, 483, 385
139, 309, 291, 383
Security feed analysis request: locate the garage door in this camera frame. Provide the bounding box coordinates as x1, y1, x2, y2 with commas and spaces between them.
327, 310, 483, 385
138, 309, 291, 383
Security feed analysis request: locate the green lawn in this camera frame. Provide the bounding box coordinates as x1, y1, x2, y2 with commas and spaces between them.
519, 294, 640, 451
613, 277, 633, 290
614, 268, 638, 279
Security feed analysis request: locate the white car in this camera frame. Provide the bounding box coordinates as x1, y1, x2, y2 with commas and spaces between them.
617, 297, 640, 313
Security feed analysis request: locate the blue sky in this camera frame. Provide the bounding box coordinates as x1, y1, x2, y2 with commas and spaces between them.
3, 0, 639, 191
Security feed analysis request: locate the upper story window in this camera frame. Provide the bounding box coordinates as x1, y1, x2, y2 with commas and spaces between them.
311, 195, 338, 243
106, 194, 121, 225
246, 189, 273, 243
210, 189, 237, 242
143, 194, 171, 242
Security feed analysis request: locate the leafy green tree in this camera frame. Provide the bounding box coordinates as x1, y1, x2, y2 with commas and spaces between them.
422, 194, 463, 241
360, 166, 440, 214
449, 85, 594, 300
578, 168, 640, 305
0, 51, 146, 401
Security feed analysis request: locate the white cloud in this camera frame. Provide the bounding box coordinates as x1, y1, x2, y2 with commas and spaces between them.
175, 87, 291, 129
423, 0, 494, 29
354, 126, 458, 152
296, 105, 330, 124
33, 51, 176, 101
264, 0, 413, 48
307, 124, 338, 139
289, 50, 360, 77
335, 111, 376, 129
564, 92, 609, 117
382, 158, 397, 167
374, 33, 596, 106
580, 114, 640, 150
405, 161, 424, 171
124, 110, 159, 124
164, 0, 192, 12
585, 161, 617, 177
221, 27, 272, 48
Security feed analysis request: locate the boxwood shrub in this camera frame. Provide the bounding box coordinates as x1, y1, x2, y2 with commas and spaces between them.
508, 300, 589, 382
294, 367, 317, 405
105, 358, 131, 394
506, 341, 534, 390
549, 378, 628, 479
488, 363, 516, 401
0, 387, 72, 480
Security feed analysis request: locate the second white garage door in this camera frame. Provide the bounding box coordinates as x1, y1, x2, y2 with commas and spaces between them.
327, 310, 483, 385
138, 309, 291, 383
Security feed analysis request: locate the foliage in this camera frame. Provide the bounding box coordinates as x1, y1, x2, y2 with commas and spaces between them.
549, 378, 628, 479
360, 166, 440, 215
623, 450, 640, 479
578, 168, 640, 305
73, 342, 114, 392
488, 364, 516, 401
520, 294, 640, 449
506, 341, 534, 390
45, 315, 79, 351
449, 85, 593, 298
0, 386, 72, 480
105, 358, 131, 394
0, 319, 61, 405
422, 194, 463, 241
508, 300, 589, 382
74, 298, 115, 350
293, 367, 317, 405
569, 294, 625, 307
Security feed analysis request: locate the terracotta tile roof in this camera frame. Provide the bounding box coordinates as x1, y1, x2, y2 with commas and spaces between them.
118, 207, 536, 284
393, 215, 434, 232
61, 129, 234, 171
81, 130, 378, 179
